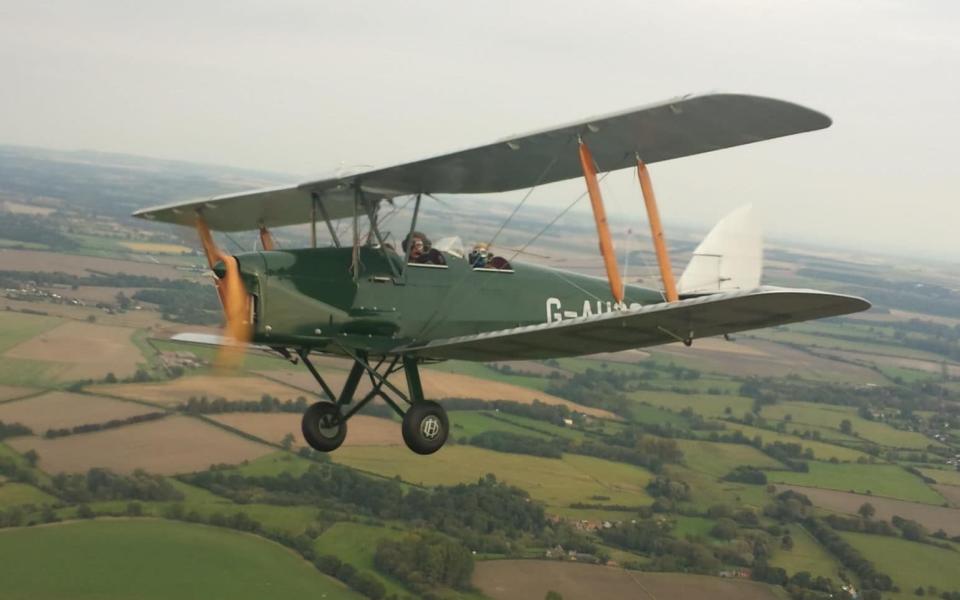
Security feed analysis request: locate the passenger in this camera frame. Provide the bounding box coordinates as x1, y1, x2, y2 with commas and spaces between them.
469, 243, 491, 268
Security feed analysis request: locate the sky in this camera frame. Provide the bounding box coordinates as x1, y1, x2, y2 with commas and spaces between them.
1, 0, 958, 259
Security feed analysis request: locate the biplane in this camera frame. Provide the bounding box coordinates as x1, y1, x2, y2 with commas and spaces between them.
133, 93, 870, 455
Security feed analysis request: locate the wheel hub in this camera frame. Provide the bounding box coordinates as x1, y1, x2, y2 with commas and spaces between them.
420, 415, 441, 440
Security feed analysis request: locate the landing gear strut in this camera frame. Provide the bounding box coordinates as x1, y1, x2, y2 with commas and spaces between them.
296, 349, 449, 455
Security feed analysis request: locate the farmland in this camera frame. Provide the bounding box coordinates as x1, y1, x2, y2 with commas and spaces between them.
212, 413, 402, 447
7, 416, 273, 474
92, 375, 310, 406
0, 391, 156, 432
473, 561, 783, 600
840, 532, 960, 598
0, 519, 361, 600
767, 462, 945, 504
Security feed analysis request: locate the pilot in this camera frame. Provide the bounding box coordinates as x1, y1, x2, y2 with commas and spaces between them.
403, 232, 446, 265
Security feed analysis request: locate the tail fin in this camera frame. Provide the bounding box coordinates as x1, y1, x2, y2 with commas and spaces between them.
678, 204, 762, 295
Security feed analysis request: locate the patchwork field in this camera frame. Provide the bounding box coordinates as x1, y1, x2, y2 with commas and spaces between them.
212, 413, 402, 447
934, 484, 960, 507
315, 522, 407, 595
261, 368, 617, 418
674, 439, 782, 478
92, 375, 310, 406
332, 445, 654, 515
0, 248, 182, 278
0, 519, 362, 600
761, 401, 937, 449
4, 320, 144, 381
0, 311, 63, 353
719, 422, 870, 462
921, 468, 960, 487
840, 532, 960, 597
768, 463, 944, 504
474, 560, 782, 600
7, 416, 273, 475
0, 391, 156, 432
776, 484, 960, 536
118, 241, 192, 254
631, 390, 755, 420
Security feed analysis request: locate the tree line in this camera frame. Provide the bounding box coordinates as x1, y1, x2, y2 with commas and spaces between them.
44, 411, 166, 439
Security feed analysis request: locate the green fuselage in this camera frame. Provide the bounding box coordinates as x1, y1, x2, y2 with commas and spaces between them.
235, 246, 664, 358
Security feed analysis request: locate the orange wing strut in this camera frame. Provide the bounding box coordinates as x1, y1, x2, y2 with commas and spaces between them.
578, 140, 624, 305
258, 224, 276, 251
636, 159, 678, 303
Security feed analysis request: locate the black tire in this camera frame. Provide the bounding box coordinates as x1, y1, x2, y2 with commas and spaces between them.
301, 402, 346, 452
401, 401, 449, 455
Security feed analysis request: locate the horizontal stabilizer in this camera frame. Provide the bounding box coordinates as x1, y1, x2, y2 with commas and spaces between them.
133, 93, 830, 231
396, 287, 869, 361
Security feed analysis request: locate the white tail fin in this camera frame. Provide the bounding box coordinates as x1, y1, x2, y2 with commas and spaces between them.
678, 204, 762, 295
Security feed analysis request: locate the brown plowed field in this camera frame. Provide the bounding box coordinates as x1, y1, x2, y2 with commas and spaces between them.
474, 560, 780, 600
0, 391, 156, 432
4, 321, 143, 380
0, 249, 182, 278
211, 413, 401, 447
6, 416, 272, 475
776, 484, 960, 536
259, 369, 616, 419
91, 375, 311, 406
0, 385, 36, 402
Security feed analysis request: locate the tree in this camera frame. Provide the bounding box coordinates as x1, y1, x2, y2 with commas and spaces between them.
23, 449, 38, 467
281, 433, 295, 450
858, 502, 876, 519
104, 372, 118, 384
76, 504, 95, 519
546, 592, 564, 600
780, 534, 794, 550
840, 419, 853, 435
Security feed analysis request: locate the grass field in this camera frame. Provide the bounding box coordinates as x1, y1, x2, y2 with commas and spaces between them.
0, 384, 38, 402
921, 468, 960, 487
331, 445, 654, 516
0, 519, 362, 600
0, 482, 57, 507
840, 532, 960, 598
449, 411, 554, 440
674, 439, 782, 478
625, 402, 692, 426
473, 560, 783, 600
315, 522, 407, 595
92, 374, 311, 406
632, 390, 755, 420
761, 401, 938, 449
767, 463, 944, 504
118, 241, 192, 254
0, 391, 157, 432
8, 416, 273, 475
5, 320, 144, 381
426, 361, 552, 392
769, 524, 843, 580
718, 422, 870, 462
672, 515, 715, 539
0, 311, 63, 353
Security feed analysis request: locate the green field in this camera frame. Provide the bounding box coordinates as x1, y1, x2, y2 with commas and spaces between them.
632, 390, 755, 420
231, 452, 317, 477
0, 482, 57, 507
625, 402, 691, 427
316, 522, 407, 595
450, 411, 553, 440
672, 515, 715, 539
0, 519, 363, 600
674, 439, 782, 478
769, 525, 843, 580
719, 422, 869, 462
767, 463, 945, 504
761, 401, 938, 449
332, 445, 654, 516
0, 311, 62, 353
425, 361, 551, 392
840, 531, 960, 598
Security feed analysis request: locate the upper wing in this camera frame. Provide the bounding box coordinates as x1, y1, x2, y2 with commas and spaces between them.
395, 287, 869, 361
132, 93, 830, 231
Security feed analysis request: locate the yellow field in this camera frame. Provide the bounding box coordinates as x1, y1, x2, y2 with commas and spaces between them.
331, 445, 653, 512
4, 320, 144, 381
211, 413, 401, 447
91, 375, 309, 406
260, 368, 617, 419
0, 391, 156, 432
7, 416, 273, 475
119, 241, 192, 254
0, 249, 182, 278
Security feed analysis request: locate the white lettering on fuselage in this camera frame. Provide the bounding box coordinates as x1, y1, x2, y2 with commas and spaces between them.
545, 297, 642, 323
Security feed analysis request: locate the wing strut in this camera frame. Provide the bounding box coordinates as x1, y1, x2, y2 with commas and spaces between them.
636, 159, 679, 302
578, 139, 624, 304
258, 224, 276, 251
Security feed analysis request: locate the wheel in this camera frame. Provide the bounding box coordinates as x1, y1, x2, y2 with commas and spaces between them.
301, 402, 347, 452
401, 401, 449, 455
